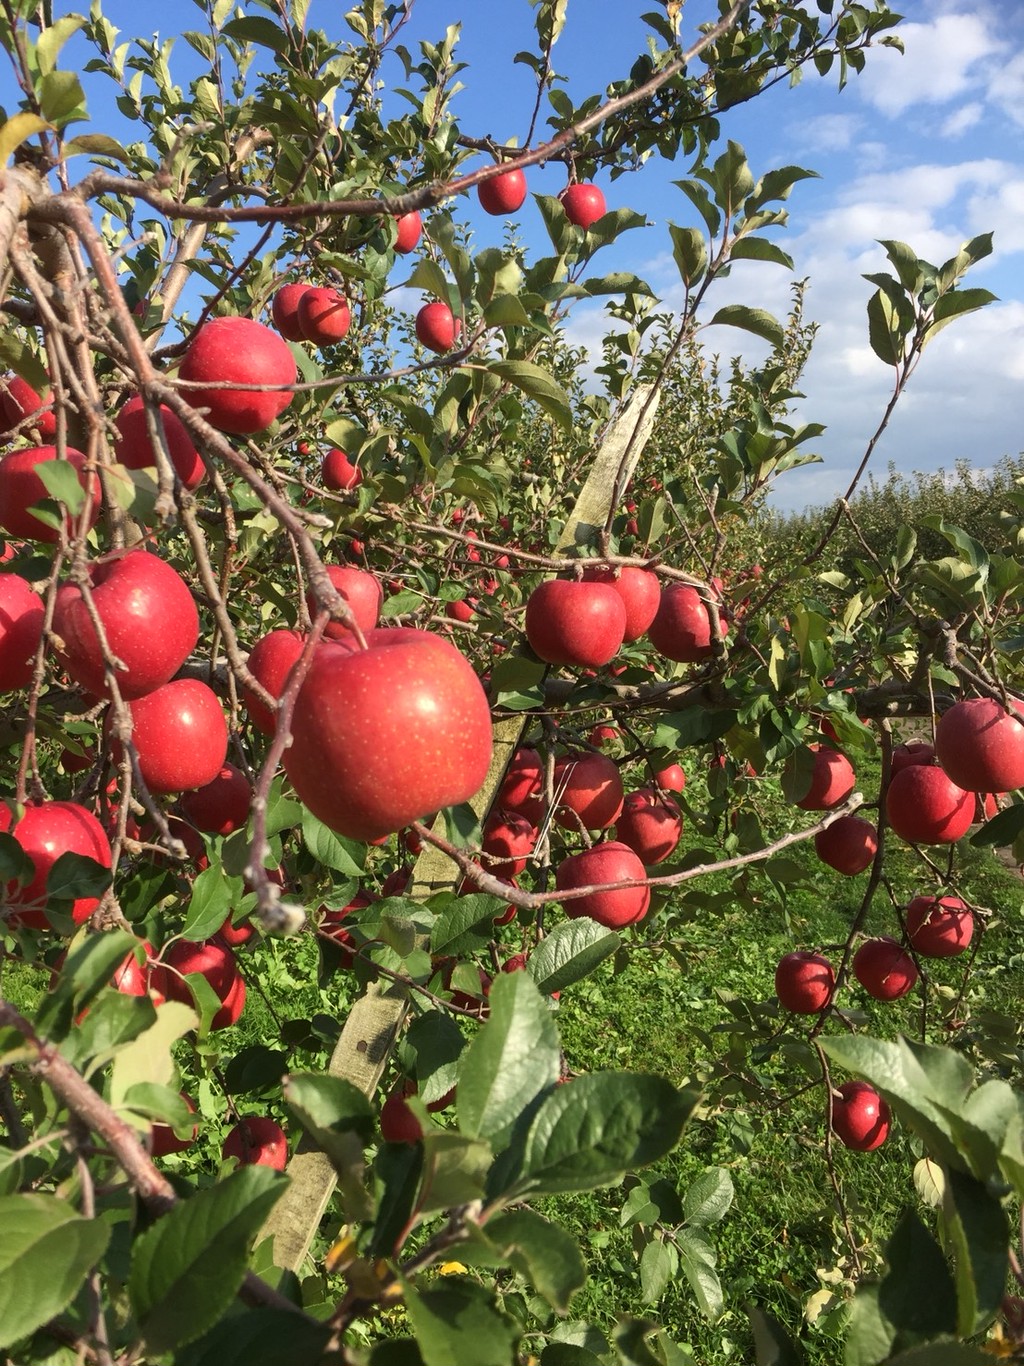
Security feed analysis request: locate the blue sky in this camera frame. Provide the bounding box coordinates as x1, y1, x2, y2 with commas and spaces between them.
57, 0, 1024, 512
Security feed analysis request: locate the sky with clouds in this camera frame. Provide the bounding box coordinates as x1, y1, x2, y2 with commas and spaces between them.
63, 0, 1024, 514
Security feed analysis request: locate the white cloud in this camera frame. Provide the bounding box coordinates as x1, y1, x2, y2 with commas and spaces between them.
786, 112, 861, 154
855, 13, 1001, 115
988, 50, 1024, 128
940, 101, 984, 137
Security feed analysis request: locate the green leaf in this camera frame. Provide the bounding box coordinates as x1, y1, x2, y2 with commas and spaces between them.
676, 1226, 723, 1321
222, 16, 288, 50
668, 224, 707, 288
526, 918, 621, 995
38, 70, 87, 127
729, 237, 794, 270
844, 1285, 895, 1366
746, 1304, 802, 1366
639, 1236, 676, 1305
489, 360, 572, 432
682, 1166, 734, 1226
942, 1167, 1008, 1335
0, 113, 50, 164
0, 1194, 111, 1349
401, 1277, 521, 1366
483, 294, 533, 328
129, 1166, 286, 1353
927, 288, 997, 339
46, 849, 112, 904
183, 865, 237, 941
430, 894, 504, 957
707, 305, 785, 348
511, 1073, 698, 1197
38, 927, 137, 1037
223, 1045, 289, 1096
175, 1308, 333, 1366
457, 971, 560, 1150
877, 1207, 956, 1337
62, 132, 129, 163
417, 1129, 492, 1214
866, 287, 910, 366
406, 258, 453, 304
302, 809, 365, 875
109, 1001, 198, 1117
484, 1209, 586, 1310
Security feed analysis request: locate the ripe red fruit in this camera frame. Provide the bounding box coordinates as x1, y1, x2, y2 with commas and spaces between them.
775, 950, 836, 1013
222, 1116, 288, 1170
446, 598, 474, 623
654, 762, 686, 794
114, 395, 205, 490
393, 210, 423, 254
853, 937, 919, 1001
53, 549, 199, 700
112, 939, 166, 1004
218, 912, 254, 947
891, 739, 935, 775
831, 1080, 891, 1151
309, 564, 382, 642
179, 316, 296, 434
126, 679, 229, 794
560, 182, 607, 230
935, 696, 1024, 794
243, 628, 305, 735
905, 894, 974, 958
0, 800, 112, 927
814, 815, 878, 875
0, 446, 100, 543
285, 627, 493, 842
0, 573, 44, 691
271, 283, 313, 342
212, 972, 246, 1029
581, 566, 660, 643
297, 287, 352, 346
500, 746, 543, 816
556, 840, 649, 928
787, 744, 856, 811
321, 447, 362, 491
151, 1095, 198, 1157
614, 788, 682, 865
525, 579, 627, 668
0, 375, 56, 440
481, 809, 536, 875
478, 166, 527, 215
415, 301, 458, 353
180, 762, 252, 836
553, 752, 624, 830
162, 937, 239, 1001
886, 765, 974, 845
647, 584, 724, 663
380, 1089, 423, 1143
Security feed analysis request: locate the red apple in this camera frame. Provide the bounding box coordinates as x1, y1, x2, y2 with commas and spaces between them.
614, 788, 682, 864
308, 564, 382, 642
500, 747, 543, 813
243, 628, 305, 734
112, 939, 166, 1004
114, 395, 205, 490
126, 679, 229, 794
297, 287, 352, 345
581, 566, 660, 643
162, 937, 238, 1000
284, 627, 493, 842
553, 752, 624, 831
415, 301, 458, 353
560, 182, 606, 230
891, 739, 935, 775
814, 815, 878, 875
0, 799, 112, 928
53, 549, 199, 700
525, 579, 626, 668
0, 573, 44, 691
0, 375, 56, 441
179, 316, 296, 434
271, 283, 313, 342
935, 696, 1024, 794
787, 744, 856, 811
481, 809, 536, 875
446, 598, 474, 623
831, 1080, 890, 1151
393, 210, 422, 254
647, 583, 724, 663
179, 762, 252, 836
653, 762, 686, 794
322, 447, 362, 491
588, 724, 619, 747
0, 446, 100, 543
775, 950, 835, 1013
905, 894, 974, 958
886, 765, 974, 845
853, 937, 918, 1001
150, 1094, 198, 1157
556, 840, 649, 928
478, 166, 527, 215
380, 1089, 423, 1143
218, 912, 254, 947
222, 1116, 288, 1170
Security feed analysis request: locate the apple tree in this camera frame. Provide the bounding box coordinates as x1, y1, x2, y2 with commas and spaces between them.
1, 1, 1022, 1363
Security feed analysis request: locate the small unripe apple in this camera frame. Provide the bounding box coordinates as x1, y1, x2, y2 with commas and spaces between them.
297, 287, 352, 345
222, 1116, 288, 1170
271, 282, 313, 341
814, 815, 878, 875
415, 301, 459, 353
556, 840, 649, 928
525, 579, 626, 668
853, 937, 918, 1001
393, 211, 423, 254
774, 950, 836, 1013
831, 1080, 890, 1151
886, 765, 974, 845
553, 752, 624, 830
905, 894, 973, 957
560, 182, 607, 230
478, 166, 527, 215
179, 316, 296, 434
322, 447, 362, 491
